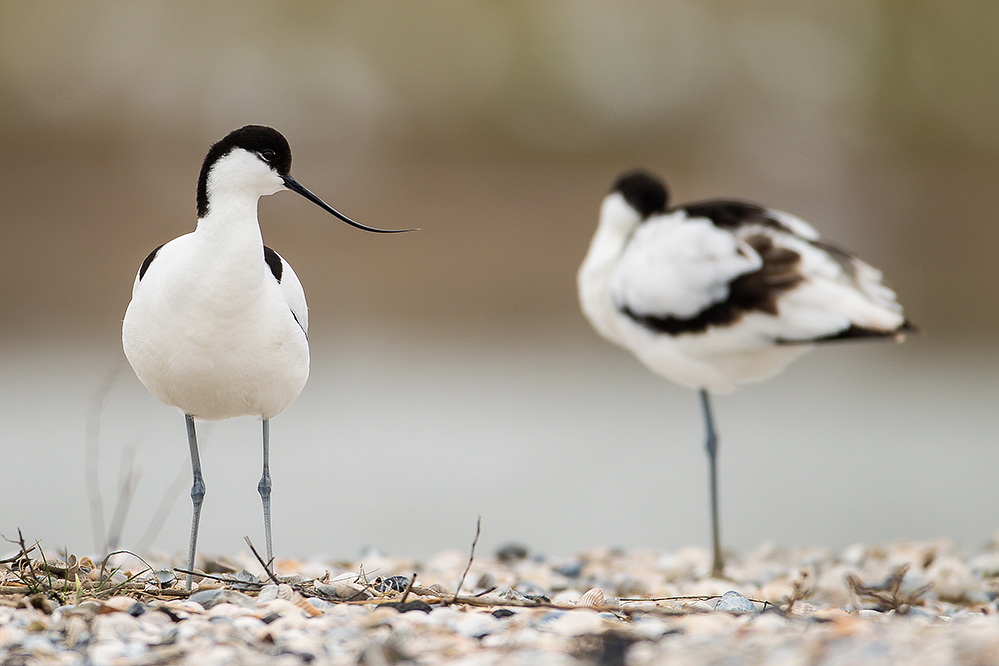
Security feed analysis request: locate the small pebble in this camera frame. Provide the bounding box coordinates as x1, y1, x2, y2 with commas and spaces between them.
496, 543, 529, 564
375, 575, 412, 594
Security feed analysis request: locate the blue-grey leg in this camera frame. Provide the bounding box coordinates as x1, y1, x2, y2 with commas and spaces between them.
185, 414, 206, 591
258, 419, 273, 563
699, 389, 724, 578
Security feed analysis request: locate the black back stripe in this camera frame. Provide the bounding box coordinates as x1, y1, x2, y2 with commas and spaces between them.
620, 302, 746, 336
138, 243, 165, 281
776, 323, 909, 345
680, 200, 797, 236
263, 245, 283, 282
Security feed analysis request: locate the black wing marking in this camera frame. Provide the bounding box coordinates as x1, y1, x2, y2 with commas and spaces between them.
263, 245, 283, 283
138, 243, 166, 280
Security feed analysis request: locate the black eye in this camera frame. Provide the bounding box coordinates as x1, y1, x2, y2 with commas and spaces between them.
260, 149, 276, 162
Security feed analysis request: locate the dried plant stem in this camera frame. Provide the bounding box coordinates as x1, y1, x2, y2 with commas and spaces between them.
449, 516, 481, 606
399, 573, 417, 605
86, 361, 124, 554
244, 536, 281, 586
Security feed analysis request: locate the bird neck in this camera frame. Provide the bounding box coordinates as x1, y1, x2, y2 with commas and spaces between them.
192, 195, 266, 280
580, 218, 630, 283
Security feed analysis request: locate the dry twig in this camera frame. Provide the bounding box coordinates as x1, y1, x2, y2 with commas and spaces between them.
847, 564, 933, 613
85, 361, 124, 554
782, 569, 817, 616
244, 537, 281, 586
399, 573, 417, 605
449, 516, 481, 606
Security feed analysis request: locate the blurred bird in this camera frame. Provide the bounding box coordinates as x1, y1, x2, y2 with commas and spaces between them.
122, 125, 412, 588
578, 169, 912, 577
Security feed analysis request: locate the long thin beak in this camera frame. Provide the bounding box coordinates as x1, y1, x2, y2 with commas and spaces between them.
282, 175, 417, 233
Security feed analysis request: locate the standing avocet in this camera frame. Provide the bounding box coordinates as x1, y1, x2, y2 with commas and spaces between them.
578, 169, 912, 577
122, 125, 412, 588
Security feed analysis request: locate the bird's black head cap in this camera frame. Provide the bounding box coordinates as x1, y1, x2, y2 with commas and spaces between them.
613, 169, 669, 219
197, 125, 293, 218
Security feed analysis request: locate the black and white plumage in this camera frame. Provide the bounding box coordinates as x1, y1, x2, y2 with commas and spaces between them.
122, 125, 410, 587
578, 169, 912, 576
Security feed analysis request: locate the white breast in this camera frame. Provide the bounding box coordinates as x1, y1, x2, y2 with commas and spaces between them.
122, 232, 310, 421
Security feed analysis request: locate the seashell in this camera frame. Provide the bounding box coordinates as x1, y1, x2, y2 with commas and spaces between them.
234, 570, 259, 584
100, 596, 139, 614
425, 583, 450, 597
330, 571, 362, 583
164, 600, 207, 615
275, 584, 322, 617
257, 584, 280, 603
280, 574, 307, 586
152, 569, 177, 587
501, 588, 529, 602
89, 567, 128, 585
315, 581, 373, 601
577, 587, 605, 608
714, 591, 759, 615
40, 558, 69, 576
188, 589, 257, 610
787, 601, 817, 617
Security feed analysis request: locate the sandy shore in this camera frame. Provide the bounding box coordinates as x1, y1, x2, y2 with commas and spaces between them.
2, 538, 999, 665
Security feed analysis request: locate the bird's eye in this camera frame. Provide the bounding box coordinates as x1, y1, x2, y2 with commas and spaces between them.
260, 149, 276, 162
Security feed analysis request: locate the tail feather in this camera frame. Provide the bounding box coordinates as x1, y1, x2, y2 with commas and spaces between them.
777, 320, 916, 345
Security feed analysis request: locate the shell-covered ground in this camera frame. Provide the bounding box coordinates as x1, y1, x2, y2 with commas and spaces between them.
3, 537, 999, 665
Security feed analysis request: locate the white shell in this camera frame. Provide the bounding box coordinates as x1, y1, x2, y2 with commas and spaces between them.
274, 583, 322, 617
577, 587, 605, 608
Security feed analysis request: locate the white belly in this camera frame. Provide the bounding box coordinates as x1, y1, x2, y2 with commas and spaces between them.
123, 297, 309, 420
122, 239, 310, 421
614, 313, 811, 393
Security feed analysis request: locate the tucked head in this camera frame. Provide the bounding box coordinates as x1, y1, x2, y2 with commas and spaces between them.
612, 170, 669, 219
598, 169, 670, 236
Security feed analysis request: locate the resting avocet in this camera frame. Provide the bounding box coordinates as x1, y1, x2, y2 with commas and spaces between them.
122, 125, 412, 588
578, 169, 912, 577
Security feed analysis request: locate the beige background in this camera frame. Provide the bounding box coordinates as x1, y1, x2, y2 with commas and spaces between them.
0, 2, 996, 561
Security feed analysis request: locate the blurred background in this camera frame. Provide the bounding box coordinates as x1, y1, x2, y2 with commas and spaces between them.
1, 1, 997, 564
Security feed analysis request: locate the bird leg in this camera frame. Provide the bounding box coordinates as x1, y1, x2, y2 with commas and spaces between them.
699, 389, 724, 578
185, 414, 206, 591
258, 419, 274, 564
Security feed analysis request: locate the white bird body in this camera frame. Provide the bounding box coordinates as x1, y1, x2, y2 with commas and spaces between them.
122, 230, 309, 421
122, 125, 409, 586
579, 170, 911, 577
123, 145, 310, 421
579, 173, 908, 392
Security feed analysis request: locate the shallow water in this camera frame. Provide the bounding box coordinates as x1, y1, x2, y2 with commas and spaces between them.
1, 327, 996, 562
